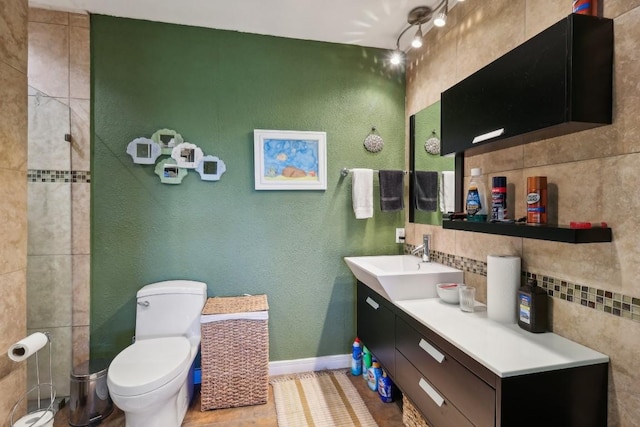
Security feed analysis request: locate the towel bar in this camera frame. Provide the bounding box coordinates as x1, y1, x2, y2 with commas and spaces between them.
340, 168, 407, 177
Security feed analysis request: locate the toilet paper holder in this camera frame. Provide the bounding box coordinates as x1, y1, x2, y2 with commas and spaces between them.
8, 332, 56, 427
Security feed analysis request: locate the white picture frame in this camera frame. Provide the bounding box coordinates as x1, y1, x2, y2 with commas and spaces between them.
253, 129, 327, 190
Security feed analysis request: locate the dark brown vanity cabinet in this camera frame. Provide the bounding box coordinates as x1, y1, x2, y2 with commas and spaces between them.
356, 282, 609, 427
441, 14, 613, 155
356, 281, 395, 377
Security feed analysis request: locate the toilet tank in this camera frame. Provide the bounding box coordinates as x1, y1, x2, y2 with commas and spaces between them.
134, 280, 207, 341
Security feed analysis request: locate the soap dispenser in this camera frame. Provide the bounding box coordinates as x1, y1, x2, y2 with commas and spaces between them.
517, 278, 548, 333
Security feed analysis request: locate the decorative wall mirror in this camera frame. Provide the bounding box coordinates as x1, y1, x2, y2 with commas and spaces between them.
155, 158, 188, 184
196, 155, 227, 181
126, 137, 161, 164
151, 128, 184, 155
409, 100, 463, 224
171, 142, 204, 169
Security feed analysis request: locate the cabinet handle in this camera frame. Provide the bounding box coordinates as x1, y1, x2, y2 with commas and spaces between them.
472, 127, 505, 144
365, 297, 379, 310
419, 378, 445, 407
419, 338, 445, 363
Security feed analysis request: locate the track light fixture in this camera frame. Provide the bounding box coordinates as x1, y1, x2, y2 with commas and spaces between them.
434, 1, 448, 27
390, 1, 450, 66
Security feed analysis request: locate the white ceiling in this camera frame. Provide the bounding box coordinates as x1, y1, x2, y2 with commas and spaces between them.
29, 0, 456, 50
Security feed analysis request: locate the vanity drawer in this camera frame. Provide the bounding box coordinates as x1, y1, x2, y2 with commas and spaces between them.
396, 317, 495, 427
396, 350, 473, 427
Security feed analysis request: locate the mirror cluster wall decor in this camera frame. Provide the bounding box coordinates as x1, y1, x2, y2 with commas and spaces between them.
409, 101, 462, 225
127, 128, 226, 184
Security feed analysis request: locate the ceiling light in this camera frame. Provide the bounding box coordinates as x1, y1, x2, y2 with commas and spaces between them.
434, 1, 448, 27
390, 50, 403, 65
434, 11, 447, 27
411, 25, 424, 48
389, 2, 449, 66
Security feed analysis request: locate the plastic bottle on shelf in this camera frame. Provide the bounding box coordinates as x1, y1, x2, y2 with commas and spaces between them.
350, 338, 362, 376
362, 346, 372, 380
466, 168, 488, 222
367, 360, 382, 391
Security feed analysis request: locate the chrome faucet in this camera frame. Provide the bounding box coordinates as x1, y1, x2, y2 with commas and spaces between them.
410, 234, 431, 262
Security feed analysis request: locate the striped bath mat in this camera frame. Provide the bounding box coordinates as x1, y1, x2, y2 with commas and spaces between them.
270, 370, 378, 427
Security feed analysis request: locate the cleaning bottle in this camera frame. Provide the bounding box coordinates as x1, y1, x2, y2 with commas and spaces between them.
350, 338, 362, 376
377, 369, 394, 403
466, 168, 488, 222
367, 360, 382, 391
361, 346, 372, 380
517, 278, 548, 333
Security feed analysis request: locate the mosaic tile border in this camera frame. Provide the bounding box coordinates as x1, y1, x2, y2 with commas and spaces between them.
404, 244, 640, 324
28, 169, 91, 183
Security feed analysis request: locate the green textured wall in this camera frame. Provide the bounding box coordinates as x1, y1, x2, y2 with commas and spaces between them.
90, 16, 406, 361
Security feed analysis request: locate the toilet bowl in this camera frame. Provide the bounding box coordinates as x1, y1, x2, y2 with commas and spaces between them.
108, 337, 196, 427
106, 280, 207, 427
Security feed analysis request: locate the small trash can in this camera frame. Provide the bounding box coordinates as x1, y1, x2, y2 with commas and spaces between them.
69, 359, 113, 426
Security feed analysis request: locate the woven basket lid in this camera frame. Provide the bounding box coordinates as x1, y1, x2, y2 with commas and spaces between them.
202, 294, 268, 315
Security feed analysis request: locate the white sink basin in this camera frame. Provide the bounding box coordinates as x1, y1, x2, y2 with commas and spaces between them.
344, 255, 464, 301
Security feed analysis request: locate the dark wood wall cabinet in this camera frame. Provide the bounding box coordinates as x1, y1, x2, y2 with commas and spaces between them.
441, 13, 613, 156
357, 281, 609, 427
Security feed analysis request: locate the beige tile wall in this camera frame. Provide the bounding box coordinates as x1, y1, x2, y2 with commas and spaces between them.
406, 1, 640, 425
26, 8, 91, 397
0, 0, 28, 422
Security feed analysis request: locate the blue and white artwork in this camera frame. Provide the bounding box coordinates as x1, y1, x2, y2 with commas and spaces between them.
263, 138, 319, 180
254, 130, 327, 190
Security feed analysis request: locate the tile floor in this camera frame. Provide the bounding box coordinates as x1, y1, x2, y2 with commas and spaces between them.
53, 373, 405, 426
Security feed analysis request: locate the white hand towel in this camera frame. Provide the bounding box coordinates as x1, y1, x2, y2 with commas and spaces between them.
440, 170, 456, 213
352, 168, 373, 219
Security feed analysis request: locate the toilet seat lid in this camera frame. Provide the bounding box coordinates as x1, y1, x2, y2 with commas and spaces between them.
108, 337, 191, 396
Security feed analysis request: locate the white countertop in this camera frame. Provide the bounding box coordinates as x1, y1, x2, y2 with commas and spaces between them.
395, 298, 609, 378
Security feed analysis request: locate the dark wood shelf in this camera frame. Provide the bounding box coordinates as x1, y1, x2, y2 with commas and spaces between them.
442, 220, 612, 243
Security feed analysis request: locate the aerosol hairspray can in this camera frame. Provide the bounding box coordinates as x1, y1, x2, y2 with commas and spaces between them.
526, 176, 547, 225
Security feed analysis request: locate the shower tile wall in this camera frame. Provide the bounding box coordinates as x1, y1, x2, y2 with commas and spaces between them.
27, 8, 90, 396
0, 0, 28, 422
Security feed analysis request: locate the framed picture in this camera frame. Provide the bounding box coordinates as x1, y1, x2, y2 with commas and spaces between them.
254, 129, 327, 190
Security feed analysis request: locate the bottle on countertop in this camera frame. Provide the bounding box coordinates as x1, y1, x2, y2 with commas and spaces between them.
517, 278, 548, 333
367, 360, 382, 391
362, 346, 372, 380
350, 337, 362, 376
466, 168, 488, 222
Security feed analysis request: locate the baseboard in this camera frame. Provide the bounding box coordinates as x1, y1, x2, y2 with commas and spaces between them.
268, 354, 350, 376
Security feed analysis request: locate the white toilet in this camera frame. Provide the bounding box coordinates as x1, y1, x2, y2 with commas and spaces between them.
107, 280, 207, 427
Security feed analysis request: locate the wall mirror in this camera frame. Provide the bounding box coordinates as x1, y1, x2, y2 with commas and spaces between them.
409, 100, 463, 224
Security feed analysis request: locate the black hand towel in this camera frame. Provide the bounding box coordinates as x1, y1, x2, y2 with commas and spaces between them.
379, 170, 404, 212
414, 171, 438, 212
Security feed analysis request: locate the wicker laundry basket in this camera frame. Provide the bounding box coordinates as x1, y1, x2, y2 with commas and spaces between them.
402, 395, 431, 427
200, 294, 269, 410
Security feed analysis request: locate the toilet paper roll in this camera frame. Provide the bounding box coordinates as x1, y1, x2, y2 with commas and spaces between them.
8, 332, 48, 362
487, 255, 521, 324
